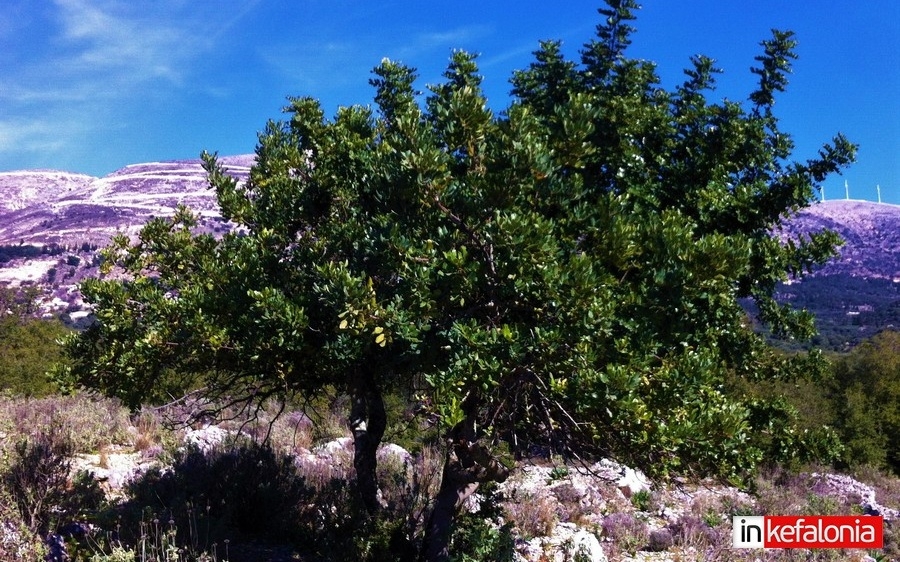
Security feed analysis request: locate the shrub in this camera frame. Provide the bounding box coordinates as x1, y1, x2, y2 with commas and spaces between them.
647, 528, 673, 552
831, 331, 900, 475
449, 485, 515, 562
550, 481, 602, 526
121, 440, 311, 547
601, 512, 648, 555
630, 488, 652, 511
0, 315, 70, 396
126, 408, 183, 466
503, 486, 558, 540
3, 427, 74, 534
116, 438, 422, 561
1, 425, 104, 538
667, 513, 719, 548
0, 485, 46, 561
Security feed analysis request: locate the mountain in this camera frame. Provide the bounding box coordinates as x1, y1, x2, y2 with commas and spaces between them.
0, 158, 897, 348
780, 199, 900, 281
774, 199, 900, 349
0, 156, 250, 307
0, 155, 252, 248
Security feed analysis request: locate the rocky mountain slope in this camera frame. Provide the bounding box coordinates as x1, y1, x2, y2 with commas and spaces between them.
781, 199, 900, 281
0, 155, 252, 247
0, 157, 897, 347
0, 156, 249, 292
776, 200, 900, 348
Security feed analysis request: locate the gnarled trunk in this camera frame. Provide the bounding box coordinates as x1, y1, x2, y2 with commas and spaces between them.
421, 439, 510, 562
349, 374, 387, 514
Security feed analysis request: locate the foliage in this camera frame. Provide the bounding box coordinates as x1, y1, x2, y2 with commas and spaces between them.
0, 314, 70, 396
758, 274, 900, 352
0, 424, 105, 536
57, 1, 856, 559
830, 330, 900, 474
80, 514, 231, 562
120, 441, 312, 546
0, 487, 46, 561
448, 485, 515, 562
0, 243, 65, 264
503, 486, 558, 540
631, 489, 652, 511
601, 512, 648, 554
116, 440, 434, 561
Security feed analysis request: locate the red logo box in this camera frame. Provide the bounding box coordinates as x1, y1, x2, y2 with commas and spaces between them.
733, 515, 883, 549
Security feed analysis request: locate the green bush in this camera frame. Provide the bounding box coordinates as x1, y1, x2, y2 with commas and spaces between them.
449, 484, 515, 562
120, 440, 312, 547
117, 440, 426, 561
0, 315, 70, 396
831, 330, 900, 474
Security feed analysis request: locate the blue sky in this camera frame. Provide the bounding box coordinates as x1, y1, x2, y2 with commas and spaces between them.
1, 1, 898, 204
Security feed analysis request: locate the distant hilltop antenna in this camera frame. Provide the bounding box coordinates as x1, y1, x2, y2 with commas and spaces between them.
821, 184, 826, 202
845, 180, 850, 200
877, 184, 882, 204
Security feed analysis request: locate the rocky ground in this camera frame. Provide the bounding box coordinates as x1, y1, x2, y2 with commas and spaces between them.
1, 391, 897, 561
66, 422, 898, 562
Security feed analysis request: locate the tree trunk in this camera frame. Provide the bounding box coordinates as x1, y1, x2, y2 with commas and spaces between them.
421, 452, 480, 562
421, 440, 510, 562
349, 374, 387, 514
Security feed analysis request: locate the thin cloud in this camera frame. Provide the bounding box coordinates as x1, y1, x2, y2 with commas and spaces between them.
0, 119, 70, 155
259, 40, 368, 94
52, 0, 198, 86
208, 0, 264, 43
479, 43, 540, 70
0, 0, 260, 171
409, 25, 492, 52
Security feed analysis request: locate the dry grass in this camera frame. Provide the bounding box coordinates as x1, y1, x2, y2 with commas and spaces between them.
852, 464, 900, 507
0, 393, 133, 455
602, 512, 649, 558
504, 486, 559, 539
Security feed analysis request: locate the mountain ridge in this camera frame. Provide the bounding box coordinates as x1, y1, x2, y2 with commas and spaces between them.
0, 155, 253, 247
780, 199, 900, 281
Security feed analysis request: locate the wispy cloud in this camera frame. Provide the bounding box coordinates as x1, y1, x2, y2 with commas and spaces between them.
0, 0, 260, 170
51, 0, 201, 89
480, 43, 542, 70
407, 25, 492, 53
259, 40, 366, 96
207, 0, 264, 43
0, 119, 69, 155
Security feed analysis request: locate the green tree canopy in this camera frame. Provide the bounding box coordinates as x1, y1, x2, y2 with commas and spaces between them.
0, 286, 70, 396
831, 330, 900, 474
57, 2, 855, 559
0, 315, 69, 397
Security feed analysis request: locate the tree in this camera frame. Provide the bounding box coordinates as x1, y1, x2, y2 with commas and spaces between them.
831, 330, 900, 473
0, 286, 70, 396
57, 2, 855, 560
0, 315, 70, 396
